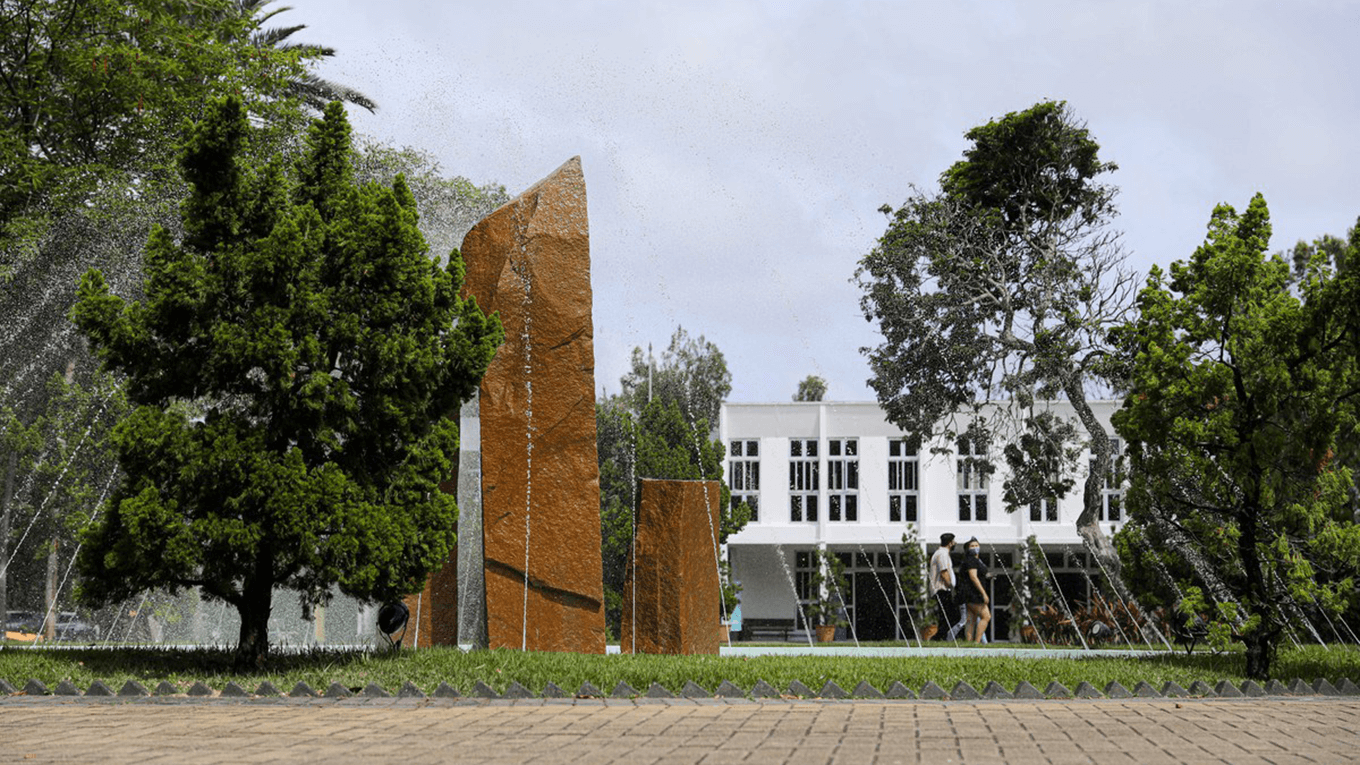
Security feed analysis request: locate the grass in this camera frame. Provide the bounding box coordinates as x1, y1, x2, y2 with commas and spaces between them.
1, 644, 1357, 695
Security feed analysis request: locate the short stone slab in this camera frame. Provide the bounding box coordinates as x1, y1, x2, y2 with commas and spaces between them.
919, 681, 949, 700
885, 681, 916, 700
818, 681, 848, 699
154, 681, 179, 696
1013, 681, 1044, 700
750, 680, 780, 699
1043, 682, 1072, 699
1287, 678, 1314, 696
1338, 678, 1360, 696
950, 682, 980, 700
609, 681, 637, 699
397, 681, 425, 699
1215, 680, 1243, 698
982, 681, 1012, 700
433, 682, 460, 698
1187, 681, 1216, 697
851, 681, 884, 699
85, 680, 116, 697
23, 679, 48, 696
1264, 679, 1289, 695
786, 680, 815, 698
575, 682, 603, 698
1239, 680, 1266, 697
118, 680, 150, 697
1160, 682, 1188, 698
1073, 681, 1102, 699
361, 682, 392, 698
644, 682, 674, 699
681, 680, 708, 698
715, 680, 745, 699
1103, 682, 1132, 699
323, 682, 352, 699
1312, 679, 1341, 697
221, 682, 251, 698
254, 681, 282, 697
540, 682, 567, 699
0, 678, 17, 695
289, 681, 318, 698
188, 681, 215, 697
472, 681, 499, 699
1132, 681, 1161, 698
54, 680, 82, 696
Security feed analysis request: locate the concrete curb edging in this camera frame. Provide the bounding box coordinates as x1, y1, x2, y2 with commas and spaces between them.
1, 676, 1357, 702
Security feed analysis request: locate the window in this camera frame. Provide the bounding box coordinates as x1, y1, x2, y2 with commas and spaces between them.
888, 438, 919, 522
729, 439, 760, 522
794, 550, 814, 601
789, 439, 819, 522
826, 439, 858, 522
1092, 437, 1125, 522
957, 435, 989, 522
1029, 496, 1058, 523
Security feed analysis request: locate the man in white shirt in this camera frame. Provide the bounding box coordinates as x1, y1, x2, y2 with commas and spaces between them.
928, 533, 958, 641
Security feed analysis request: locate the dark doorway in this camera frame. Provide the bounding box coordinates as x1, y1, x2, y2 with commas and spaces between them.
853, 572, 898, 641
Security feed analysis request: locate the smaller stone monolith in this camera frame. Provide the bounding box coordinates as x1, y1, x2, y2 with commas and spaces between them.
620, 479, 722, 655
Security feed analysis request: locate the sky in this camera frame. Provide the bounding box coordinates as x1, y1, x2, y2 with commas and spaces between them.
285, 0, 1360, 404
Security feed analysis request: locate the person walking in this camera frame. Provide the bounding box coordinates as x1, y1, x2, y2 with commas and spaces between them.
928, 533, 957, 641
961, 537, 991, 642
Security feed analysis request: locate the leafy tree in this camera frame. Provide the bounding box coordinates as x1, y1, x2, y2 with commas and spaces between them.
794, 375, 827, 402
855, 100, 1138, 578
0, 369, 127, 636
618, 326, 731, 430
0, 0, 325, 270
1111, 195, 1360, 678
70, 96, 503, 668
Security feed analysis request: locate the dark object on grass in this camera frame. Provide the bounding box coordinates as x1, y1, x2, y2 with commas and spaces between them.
377, 602, 410, 648
1171, 610, 1210, 654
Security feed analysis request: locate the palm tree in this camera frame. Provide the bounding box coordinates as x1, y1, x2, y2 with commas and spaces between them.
237, 1, 378, 113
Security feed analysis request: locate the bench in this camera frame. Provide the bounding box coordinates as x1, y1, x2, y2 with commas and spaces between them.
737, 617, 809, 643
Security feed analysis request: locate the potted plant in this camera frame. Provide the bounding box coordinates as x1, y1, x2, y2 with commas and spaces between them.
802, 550, 850, 643
898, 527, 933, 641
719, 559, 742, 642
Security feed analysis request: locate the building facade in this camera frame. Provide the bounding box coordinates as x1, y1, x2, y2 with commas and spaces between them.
720, 400, 1127, 642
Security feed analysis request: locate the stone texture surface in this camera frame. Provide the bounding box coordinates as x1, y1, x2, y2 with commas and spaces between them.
620, 479, 722, 655
458, 156, 605, 654
403, 550, 458, 648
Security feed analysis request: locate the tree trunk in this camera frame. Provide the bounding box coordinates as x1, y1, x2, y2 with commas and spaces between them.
1243, 630, 1276, 680
0, 451, 16, 628
234, 547, 274, 670
43, 538, 58, 641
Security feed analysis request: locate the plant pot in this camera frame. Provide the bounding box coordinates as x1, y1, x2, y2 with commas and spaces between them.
920, 624, 938, 641
718, 624, 730, 643
814, 624, 836, 643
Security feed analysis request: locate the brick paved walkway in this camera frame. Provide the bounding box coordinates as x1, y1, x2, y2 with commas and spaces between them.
0, 698, 1356, 764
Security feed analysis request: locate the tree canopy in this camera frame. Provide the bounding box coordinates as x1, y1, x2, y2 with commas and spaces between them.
794, 375, 827, 402
855, 100, 1136, 565
618, 326, 732, 431
1111, 195, 1360, 679
70, 96, 503, 667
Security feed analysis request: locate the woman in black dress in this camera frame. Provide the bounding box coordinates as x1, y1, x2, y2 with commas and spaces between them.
961, 537, 990, 642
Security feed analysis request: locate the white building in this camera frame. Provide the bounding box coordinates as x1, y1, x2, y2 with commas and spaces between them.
720, 400, 1126, 642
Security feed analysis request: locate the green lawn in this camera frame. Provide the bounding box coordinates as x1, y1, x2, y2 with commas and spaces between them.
1, 644, 1357, 695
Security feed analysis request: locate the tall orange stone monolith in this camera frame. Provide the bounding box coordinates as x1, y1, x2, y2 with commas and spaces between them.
458, 156, 605, 653
620, 479, 722, 655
